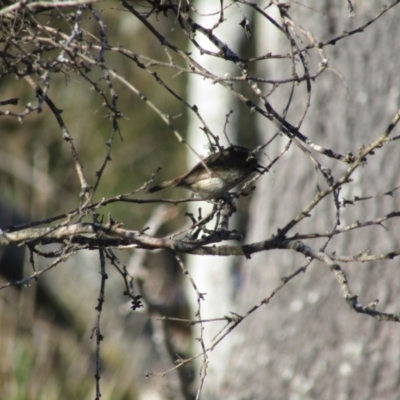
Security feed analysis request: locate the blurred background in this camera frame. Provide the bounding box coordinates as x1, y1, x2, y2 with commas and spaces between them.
0, 3, 194, 399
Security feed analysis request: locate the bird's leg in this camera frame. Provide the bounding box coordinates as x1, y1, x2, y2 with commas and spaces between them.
214, 208, 221, 231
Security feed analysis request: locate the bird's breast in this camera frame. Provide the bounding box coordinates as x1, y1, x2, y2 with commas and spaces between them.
189, 177, 228, 199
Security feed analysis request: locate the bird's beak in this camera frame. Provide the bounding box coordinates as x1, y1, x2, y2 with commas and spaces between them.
255, 164, 268, 174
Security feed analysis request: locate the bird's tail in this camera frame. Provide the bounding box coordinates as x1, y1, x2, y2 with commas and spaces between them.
145, 179, 176, 193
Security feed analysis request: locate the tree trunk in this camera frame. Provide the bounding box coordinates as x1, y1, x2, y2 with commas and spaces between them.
219, 2, 400, 399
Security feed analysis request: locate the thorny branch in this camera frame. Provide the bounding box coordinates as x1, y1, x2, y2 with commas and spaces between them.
1, 0, 400, 398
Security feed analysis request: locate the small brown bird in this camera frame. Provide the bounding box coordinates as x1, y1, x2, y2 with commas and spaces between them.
146, 146, 262, 199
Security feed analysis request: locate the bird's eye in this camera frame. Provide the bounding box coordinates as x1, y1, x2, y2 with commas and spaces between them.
246, 156, 257, 166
